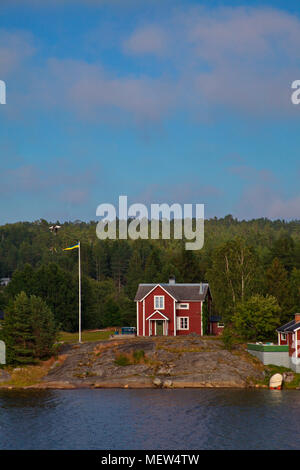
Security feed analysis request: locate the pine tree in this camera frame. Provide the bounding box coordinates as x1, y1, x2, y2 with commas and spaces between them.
1, 292, 57, 364
144, 249, 162, 283
125, 249, 144, 300
1, 292, 36, 364
271, 236, 295, 272
110, 241, 131, 292
30, 295, 58, 359
177, 248, 202, 282
265, 258, 293, 323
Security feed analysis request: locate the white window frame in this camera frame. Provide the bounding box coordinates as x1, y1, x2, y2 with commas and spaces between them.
281, 333, 286, 341
217, 322, 224, 328
154, 295, 164, 309
177, 317, 189, 330
177, 303, 189, 309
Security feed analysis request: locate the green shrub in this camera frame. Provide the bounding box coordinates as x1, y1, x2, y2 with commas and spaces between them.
133, 350, 145, 363
114, 354, 131, 366
221, 326, 238, 351
114, 349, 146, 366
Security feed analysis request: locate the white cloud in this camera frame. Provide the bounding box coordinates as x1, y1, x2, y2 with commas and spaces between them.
123, 25, 168, 56
60, 189, 89, 205
0, 29, 35, 77
0, 161, 96, 207
3, 6, 300, 123
27, 57, 177, 123
235, 184, 300, 220
229, 163, 300, 220
228, 165, 275, 183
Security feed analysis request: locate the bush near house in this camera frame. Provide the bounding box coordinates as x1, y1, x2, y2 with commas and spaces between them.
232, 294, 281, 342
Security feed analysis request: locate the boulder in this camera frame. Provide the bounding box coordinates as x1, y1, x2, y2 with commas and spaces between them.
153, 377, 162, 387
163, 379, 173, 388
157, 366, 172, 375
283, 372, 295, 383
269, 373, 283, 389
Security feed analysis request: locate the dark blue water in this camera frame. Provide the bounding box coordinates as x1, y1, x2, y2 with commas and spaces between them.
0, 388, 300, 450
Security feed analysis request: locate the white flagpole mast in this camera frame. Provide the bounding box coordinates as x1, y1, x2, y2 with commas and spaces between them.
78, 241, 82, 343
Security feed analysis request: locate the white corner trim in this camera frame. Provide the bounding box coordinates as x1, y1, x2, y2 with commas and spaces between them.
174, 299, 176, 336
201, 301, 203, 336
143, 299, 145, 336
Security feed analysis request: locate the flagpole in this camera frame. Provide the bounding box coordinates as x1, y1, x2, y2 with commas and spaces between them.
78, 241, 82, 343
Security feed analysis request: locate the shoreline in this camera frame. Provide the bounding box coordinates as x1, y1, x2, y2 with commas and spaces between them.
1, 336, 297, 391
0, 381, 269, 390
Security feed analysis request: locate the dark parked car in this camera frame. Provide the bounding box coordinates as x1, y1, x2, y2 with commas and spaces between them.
121, 327, 136, 335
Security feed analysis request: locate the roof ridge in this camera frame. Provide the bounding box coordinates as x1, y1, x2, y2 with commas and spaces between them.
138, 282, 208, 286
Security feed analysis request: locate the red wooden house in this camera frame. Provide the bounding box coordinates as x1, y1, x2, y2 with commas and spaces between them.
134, 277, 212, 337
275, 313, 300, 373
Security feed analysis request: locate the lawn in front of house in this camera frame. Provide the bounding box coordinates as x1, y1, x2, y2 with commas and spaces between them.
58, 330, 112, 344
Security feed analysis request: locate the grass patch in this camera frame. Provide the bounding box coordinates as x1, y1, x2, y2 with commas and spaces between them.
285, 375, 300, 389
156, 344, 213, 353
1, 365, 49, 387
114, 349, 146, 367
256, 364, 300, 389
0, 355, 67, 388
115, 354, 131, 366
133, 349, 145, 362
59, 330, 111, 344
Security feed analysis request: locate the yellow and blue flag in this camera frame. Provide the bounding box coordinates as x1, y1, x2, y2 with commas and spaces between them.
63, 244, 79, 251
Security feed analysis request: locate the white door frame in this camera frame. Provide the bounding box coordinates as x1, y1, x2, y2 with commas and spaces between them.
149, 319, 168, 336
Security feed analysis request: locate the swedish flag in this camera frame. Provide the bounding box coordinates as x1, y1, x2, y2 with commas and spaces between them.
63, 244, 79, 251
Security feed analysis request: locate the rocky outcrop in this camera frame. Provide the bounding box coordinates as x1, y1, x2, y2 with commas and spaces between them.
40, 336, 264, 389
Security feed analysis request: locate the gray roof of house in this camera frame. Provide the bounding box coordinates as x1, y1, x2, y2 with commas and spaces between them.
284, 322, 300, 332
277, 319, 300, 333
209, 315, 222, 322
134, 283, 210, 302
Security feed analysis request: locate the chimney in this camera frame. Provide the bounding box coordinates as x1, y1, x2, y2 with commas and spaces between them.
199, 282, 203, 294
169, 275, 176, 285
295, 313, 300, 323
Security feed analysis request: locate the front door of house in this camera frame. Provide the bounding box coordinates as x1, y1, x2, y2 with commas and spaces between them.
156, 320, 163, 336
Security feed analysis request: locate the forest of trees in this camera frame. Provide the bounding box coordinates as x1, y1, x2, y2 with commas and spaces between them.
0, 216, 299, 339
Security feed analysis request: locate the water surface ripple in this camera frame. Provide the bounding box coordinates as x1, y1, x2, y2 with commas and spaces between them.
0, 389, 299, 450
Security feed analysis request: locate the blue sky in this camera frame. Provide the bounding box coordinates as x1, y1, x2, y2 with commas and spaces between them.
1, 0, 300, 223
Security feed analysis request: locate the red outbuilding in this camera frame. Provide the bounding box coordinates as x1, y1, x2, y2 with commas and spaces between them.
134, 277, 213, 337
208, 316, 224, 336
277, 313, 300, 358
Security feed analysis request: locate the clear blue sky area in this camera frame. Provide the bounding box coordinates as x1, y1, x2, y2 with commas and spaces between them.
1, 0, 300, 223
